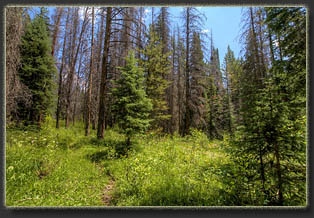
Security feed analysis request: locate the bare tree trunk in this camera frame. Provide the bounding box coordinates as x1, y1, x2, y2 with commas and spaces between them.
72, 52, 83, 126
184, 8, 191, 135
97, 7, 113, 139
51, 8, 64, 57
250, 7, 262, 83
56, 8, 70, 129
6, 7, 31, 121
176, 28, 183, 135
65, 7, 88, 128
92, 8, 106, 131
170, 33, 176, 134
266, 10, 275, 65
136, 7, 144, 60
85, 7, 95, 136
277, 34, 283, 62
257, 9, 266, 76
121, 7, 133, 64
151, 7, 154, 31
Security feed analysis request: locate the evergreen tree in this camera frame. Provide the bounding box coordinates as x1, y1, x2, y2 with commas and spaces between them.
190, 32, 206, 129
111, 51, 152, 146
263, 7, 306, 205
18, 10, 57, 126
155, 7, 172, 133
206, 39, 224, 139
222, 45, 241, 134
181, 7, 205, 135
176, 30, 186, 135
140, 27, 171, 130
227, 7, 306, 205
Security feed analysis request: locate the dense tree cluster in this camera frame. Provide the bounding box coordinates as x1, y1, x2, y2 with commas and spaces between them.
6, 6, 306, 206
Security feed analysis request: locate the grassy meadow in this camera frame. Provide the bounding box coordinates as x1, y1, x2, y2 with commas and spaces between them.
5, 117, 238, 207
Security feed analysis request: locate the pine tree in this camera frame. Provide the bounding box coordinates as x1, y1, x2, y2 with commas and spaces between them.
228, 7, 306, 205
176, 26, 186, 135
111, 51, 152, 146
263, 6, 306, 205
18, 9, 57, 126
190, 32, 206, 129
222, 45, 239, 134
155, 7, 172, 133
181, 7, 205, 135
141, 27, 171, 130
206, 38, 224, 139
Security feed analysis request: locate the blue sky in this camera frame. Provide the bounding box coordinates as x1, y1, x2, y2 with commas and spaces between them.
168, 7, 243, 65
33, 6, 244, 68
199, 7, 243, 63
143, 7, 243, 66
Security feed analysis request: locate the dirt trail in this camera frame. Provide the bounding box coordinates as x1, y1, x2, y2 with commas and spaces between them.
102, 179, 115, 206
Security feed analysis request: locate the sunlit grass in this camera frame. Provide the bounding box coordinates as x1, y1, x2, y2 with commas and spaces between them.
5, 119, 306, 206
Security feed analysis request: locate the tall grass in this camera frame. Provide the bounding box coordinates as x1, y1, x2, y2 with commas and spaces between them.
6, 118, 110, 206
6, 119, 305, 206
106, 129, 231, 206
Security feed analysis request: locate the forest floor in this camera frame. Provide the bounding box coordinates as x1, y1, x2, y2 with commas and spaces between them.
5, 118, 234, 207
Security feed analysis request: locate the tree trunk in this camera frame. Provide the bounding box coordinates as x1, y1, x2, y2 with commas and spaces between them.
65, 7, 88, 128
85, 7, 95, 136
274, 143, 283, 205
97, 7, 113, 139
56, 8, 70, 129
51, 8, 64, 57
249, 7, 262, 83
184, 8, 191, 135
93, 8, 106, 131
170, 33, 176, 134
72, 52, 83, 126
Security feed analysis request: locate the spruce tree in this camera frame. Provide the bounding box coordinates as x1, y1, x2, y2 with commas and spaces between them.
18, 9, 57, 126
140, 27, 171, 130
222, 45, 240, 134
228, 7, 306, 205
190, 32, 206, 129
111, 51, 152, 146
206, 41, 224, 139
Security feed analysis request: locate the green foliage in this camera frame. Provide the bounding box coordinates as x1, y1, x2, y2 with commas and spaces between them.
6, 118, 305, 206
205, 44, 230, 139
111, 51, 153, 145
107, 132, 229, 206
189, 32, 207, 129
6, 121, 109, 206
140, 27, 171, 129
227, 7, 306, 206
18, 10, 57, 125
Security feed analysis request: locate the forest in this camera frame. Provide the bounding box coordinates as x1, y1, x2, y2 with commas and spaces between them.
5, 6, 306, 207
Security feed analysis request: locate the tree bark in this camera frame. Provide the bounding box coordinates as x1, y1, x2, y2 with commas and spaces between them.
249, 7, 263, 84
97, 7, 113, 139
85, 7, 95, 136
51, 8, 64, 57
56, 8, 70, 129
65, 7, 88, 128
72, 51, 83, 126
184, 8, 191, 135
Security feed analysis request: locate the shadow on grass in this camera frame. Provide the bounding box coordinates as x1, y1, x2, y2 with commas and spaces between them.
86, 139, 132, 163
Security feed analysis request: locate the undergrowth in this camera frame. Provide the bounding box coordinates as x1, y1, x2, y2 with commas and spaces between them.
6, 119, 306, 206
6, 118, 111, 206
